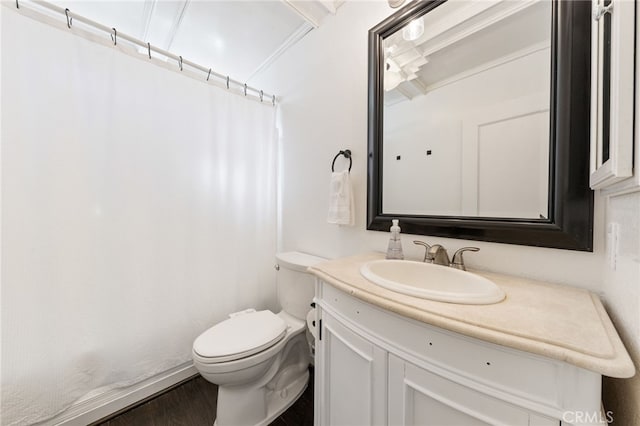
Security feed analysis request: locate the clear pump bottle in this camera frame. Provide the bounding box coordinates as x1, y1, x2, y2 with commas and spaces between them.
386, 219, 404, 260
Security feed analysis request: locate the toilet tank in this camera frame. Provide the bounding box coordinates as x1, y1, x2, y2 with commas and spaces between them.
276, 251, 326, 320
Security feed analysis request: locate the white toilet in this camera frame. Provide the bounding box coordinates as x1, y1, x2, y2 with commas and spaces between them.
192, 251, 324, 426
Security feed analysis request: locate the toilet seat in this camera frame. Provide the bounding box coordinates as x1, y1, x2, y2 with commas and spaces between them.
193, 310, 287, 363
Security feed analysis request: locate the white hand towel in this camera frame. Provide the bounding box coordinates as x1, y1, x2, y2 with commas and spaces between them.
327, 170, 355, 226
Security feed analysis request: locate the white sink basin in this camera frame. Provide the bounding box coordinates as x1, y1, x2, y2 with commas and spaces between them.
360, 260, 505, 305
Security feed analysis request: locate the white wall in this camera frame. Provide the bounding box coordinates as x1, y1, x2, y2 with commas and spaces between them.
601, 191, 640, 425
383, 49, 550, 217
602, 192, 640, 357
598, 10, 640, 420
253, 1, 605, 290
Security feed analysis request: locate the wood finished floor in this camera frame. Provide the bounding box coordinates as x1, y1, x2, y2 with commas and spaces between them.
95, 370, 314, 426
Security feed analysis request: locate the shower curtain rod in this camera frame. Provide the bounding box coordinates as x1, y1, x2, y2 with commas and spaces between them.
12, 0, 277, 105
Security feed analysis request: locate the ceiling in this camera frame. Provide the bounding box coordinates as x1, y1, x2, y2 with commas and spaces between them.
47, 0, 343, 83
384, 0, 551, 105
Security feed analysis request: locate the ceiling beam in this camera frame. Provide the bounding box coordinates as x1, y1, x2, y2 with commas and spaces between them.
281, 0, 323, 28
139, 0, 157, 42
247, 22, 314, 83
395, 85, 414, 100
165, 0, 190, 51
317, 0, 337, 14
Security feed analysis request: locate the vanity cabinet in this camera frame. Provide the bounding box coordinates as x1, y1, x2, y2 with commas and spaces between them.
387, 355, 557, 426
316, 311, 387, 425
314, 280, 604, 426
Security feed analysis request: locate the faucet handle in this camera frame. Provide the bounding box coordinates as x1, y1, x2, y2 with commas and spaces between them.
451, 247, 479, 271
413, 240, 432, 262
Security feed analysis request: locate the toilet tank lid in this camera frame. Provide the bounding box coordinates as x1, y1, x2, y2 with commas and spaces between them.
276, 251, 326, 272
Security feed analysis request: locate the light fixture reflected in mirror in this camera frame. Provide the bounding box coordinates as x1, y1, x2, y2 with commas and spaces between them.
402, 17, 424, 41
388, 0, 406, 8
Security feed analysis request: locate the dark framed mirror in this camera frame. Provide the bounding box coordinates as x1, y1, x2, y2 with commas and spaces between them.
367, 0, 593, 251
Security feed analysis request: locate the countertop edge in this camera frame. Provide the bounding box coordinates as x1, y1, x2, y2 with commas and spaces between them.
309, 266, 636, 379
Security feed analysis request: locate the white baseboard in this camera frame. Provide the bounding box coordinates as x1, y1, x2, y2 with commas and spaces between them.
39, 362, 198, 426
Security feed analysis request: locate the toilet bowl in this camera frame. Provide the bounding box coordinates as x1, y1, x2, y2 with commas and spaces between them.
192, 251, 324, 426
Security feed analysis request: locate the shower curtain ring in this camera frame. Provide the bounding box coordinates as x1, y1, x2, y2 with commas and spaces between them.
179, 56, 183, 71
65, 8, 72, 28
147, 42, 151, 59
16, 0, 19, 9
111, 28, 117, 45
207, 69, 211, 81
260, 90, 264, 102
226, 76, 230, 89
244, 83, 247, 96
272, 95, 276, 106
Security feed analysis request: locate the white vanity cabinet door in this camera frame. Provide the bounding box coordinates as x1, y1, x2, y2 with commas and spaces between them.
387, 354, 555, 426
316, 310, 387, 426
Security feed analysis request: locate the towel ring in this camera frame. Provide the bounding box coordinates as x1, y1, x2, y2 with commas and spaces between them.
332, 149, 352, 172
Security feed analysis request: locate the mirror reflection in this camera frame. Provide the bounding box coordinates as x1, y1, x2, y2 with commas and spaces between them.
382, 1, 551, 219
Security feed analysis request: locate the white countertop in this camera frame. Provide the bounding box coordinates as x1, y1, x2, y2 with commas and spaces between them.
309, 252, 635, 378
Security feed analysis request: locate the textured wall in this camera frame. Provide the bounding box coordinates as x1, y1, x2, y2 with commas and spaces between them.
602, 191, 640, 425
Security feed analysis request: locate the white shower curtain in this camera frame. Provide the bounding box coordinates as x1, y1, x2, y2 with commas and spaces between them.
1, 8, 277, 425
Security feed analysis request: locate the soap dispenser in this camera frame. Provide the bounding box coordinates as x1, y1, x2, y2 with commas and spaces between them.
386, 219, 404, 260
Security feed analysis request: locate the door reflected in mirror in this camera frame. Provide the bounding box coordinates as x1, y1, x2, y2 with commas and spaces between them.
381, 1, 551, 219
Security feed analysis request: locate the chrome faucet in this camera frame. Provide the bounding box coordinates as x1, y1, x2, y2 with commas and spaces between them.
428, 244, 450, 267
413, 241, 479, 271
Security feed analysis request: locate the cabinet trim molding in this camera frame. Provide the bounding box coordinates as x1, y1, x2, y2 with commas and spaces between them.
590, 0, 635, 189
